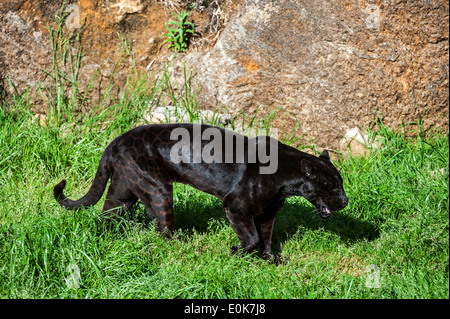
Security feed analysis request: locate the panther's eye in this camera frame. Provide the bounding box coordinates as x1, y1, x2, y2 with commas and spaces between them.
323, 181, 332, 188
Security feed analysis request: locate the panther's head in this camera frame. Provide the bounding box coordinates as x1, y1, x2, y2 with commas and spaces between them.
300, 150, 348, 219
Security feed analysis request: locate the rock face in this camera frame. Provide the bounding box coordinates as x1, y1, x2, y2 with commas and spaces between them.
339, 127, 381, 156
173, 0, 449, 148
0, 0, 173, 110
1, 0, 448, 149
144, 105, 231, 126
0, 6, 52, 94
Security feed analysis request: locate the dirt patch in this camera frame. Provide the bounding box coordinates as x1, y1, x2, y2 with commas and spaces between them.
0, 0, 232, 114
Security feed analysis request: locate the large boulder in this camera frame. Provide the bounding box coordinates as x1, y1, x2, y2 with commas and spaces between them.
1, 0, 448, 149
169, 0, 449, 148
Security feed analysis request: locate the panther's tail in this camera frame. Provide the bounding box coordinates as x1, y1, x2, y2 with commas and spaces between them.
54, 154, 112, 210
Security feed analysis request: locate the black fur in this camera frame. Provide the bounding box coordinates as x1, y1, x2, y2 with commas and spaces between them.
54, 124, 348, 263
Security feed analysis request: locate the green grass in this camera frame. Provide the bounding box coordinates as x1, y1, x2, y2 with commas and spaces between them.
0, 6, 448, 298
0, 98, 448, 298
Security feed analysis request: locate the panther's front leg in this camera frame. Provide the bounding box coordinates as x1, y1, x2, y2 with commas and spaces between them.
255, 199, 286, 264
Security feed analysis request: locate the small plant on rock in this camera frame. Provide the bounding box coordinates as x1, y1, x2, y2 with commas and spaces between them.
163, 11, 195, 53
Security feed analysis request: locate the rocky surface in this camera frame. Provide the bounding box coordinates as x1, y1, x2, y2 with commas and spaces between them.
0, 0, 225, 110
0, 5, 52, 95
338, 127, 382, 156
171, 0, 449, 148
1, 0, 448, 150
144, 105, 231, 125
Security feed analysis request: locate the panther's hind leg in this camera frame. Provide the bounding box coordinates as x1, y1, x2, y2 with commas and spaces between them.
129, 182, 175, 239
102, 171, 138, 220
222, 197, 260, 256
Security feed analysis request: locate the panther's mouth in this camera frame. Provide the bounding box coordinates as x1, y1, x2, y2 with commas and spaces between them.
318, 206, 332, 219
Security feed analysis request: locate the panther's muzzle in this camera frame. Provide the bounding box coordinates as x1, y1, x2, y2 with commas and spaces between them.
316, 195, 349, 220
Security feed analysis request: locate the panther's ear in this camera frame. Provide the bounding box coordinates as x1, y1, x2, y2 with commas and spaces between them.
319, 150, 330, 161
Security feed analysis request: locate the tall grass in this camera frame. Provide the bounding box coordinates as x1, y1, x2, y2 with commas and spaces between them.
0, 103, 448, 298
0, 3, 448, 299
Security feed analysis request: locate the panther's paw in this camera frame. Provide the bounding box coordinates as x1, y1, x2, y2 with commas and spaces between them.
262, 252, 287, 266
230, 245, 241, 255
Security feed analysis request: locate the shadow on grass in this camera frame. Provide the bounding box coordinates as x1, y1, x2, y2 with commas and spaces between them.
123, 196, 379, 255
123, 198, 227, 235
271, 201, 380, 254
134, 195, 376, 237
